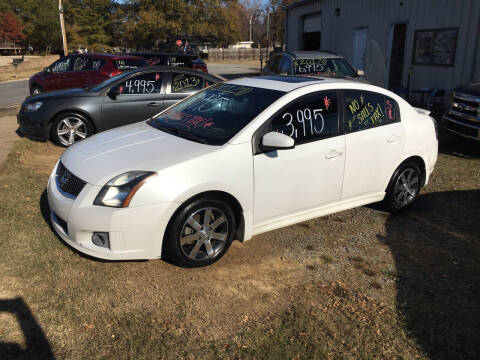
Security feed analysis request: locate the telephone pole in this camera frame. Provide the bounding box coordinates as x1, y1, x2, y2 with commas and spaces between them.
59, 0, 68, 56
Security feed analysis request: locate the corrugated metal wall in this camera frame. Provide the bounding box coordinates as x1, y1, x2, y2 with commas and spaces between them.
286, 0, 480, 92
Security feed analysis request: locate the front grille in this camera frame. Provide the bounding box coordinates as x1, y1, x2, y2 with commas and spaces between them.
55, 162, 87, 198
447, 113, 480, 128
446, 121, 479, 138
451, 92, 480, 119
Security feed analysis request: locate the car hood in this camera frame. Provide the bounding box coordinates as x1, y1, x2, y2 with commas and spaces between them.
455, 80, 480, 97
26, 88, 90, 101
60, 122, 217, 185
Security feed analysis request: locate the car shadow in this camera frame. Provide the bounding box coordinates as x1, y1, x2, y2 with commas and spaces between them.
380, 189, 480, 359
39, 189, 146, 263
0, 297, 55, 360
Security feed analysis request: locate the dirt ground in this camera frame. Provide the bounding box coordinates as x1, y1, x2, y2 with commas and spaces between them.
0, 124, 479, 359
0, 55, 59, 82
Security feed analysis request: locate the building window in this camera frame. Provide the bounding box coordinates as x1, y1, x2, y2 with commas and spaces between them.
412, 28, 458, 66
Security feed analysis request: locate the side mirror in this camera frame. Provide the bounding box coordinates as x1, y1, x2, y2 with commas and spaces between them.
260, 131, 295, 152
355, 69, 365, 77
107, 87, 120, 99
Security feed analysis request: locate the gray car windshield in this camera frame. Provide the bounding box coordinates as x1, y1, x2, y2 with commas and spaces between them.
293, 58, 355, 77
148, 83, 284, 145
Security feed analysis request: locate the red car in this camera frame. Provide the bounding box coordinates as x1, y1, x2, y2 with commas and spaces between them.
29, 53, 148, 95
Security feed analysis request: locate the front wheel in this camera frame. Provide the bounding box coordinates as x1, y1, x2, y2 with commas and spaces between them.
50, 112, 94, 147
384, 162, 422, 212
31, 85, 42, 95
164, 197, 236, 267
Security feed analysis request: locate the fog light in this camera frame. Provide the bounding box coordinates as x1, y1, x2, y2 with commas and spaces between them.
92, 232, 110, 249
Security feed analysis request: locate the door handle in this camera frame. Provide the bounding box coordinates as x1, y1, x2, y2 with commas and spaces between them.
325, 150, 343, 159
148, 102, 162, 107
387, 135, 401, 143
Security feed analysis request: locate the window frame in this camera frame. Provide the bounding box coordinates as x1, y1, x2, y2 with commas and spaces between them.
253, 90, 343, 155
342, 89, 401, 134
107, 70, 166, 97
411, 28, 458, 67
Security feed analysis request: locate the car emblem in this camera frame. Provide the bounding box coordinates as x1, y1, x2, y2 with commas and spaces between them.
59, 173, 69, 186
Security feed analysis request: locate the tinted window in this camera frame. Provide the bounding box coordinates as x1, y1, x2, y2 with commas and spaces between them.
72, 56, 105, 71
113, 59, 147, 70
171, 73, 204, 93
344, 90, 398, 132
279, 57, 291, 74
293, 58, 355, 77
112, 72, 162, 95
167, 55, 193, 67
50, 57, 72, 73
271, 91, 339, 144
148, 83, 284, 145
269, 55, 282, 73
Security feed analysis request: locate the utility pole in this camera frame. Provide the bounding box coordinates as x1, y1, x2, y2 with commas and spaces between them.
249, 14, 253, 42
58, 0, 68, 56
266, 6, 270, 51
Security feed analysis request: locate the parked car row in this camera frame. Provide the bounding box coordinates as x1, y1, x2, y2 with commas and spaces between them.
28, 52, 209, 96
19, 51, 438, 268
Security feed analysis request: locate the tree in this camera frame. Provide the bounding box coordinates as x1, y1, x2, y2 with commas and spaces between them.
0, 11, 25, 44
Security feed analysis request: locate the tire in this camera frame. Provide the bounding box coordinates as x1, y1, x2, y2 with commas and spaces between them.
164, 197, 236, 267
31, 85, 42, 95
50, 112, 94, 147
384, 161, 422, 212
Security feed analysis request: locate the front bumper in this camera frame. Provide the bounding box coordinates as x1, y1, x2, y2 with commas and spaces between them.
47, 164, 176, 260
17, 110, 49, 141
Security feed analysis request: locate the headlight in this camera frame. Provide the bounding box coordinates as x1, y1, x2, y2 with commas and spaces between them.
94, 171, 157, 207
24, 101, 43, 112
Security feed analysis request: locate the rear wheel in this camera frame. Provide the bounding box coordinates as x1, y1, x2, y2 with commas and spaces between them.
164, 197, 235, 267
384, 161, 422, 212
50, 112, 94, 147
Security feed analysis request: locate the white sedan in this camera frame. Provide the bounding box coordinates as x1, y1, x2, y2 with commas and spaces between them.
47, 76, 438, 267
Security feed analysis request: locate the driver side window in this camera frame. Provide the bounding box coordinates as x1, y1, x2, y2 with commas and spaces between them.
50, 57, 72, 73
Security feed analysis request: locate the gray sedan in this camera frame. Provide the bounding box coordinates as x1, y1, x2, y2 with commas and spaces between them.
18, 67, 225, 146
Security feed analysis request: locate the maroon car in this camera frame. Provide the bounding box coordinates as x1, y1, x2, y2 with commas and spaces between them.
29, 54, 148, 95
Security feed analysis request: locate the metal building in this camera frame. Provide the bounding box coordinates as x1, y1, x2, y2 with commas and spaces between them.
284, 0, 480, 98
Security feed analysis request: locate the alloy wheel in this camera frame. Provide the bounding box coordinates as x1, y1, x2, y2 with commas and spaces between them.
393, 168, 419, 207
179, 207, 229, 261
56, 117, 87, 146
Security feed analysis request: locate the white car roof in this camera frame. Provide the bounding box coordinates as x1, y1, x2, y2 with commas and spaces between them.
228, 76, 360, 92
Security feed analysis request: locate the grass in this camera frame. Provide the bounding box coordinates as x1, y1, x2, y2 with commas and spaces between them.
0, 135, 479, 359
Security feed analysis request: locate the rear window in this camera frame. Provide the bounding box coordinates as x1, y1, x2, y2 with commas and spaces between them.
167, 55, 192, 67
113, 59, 147, 70
293, 58, 355, 77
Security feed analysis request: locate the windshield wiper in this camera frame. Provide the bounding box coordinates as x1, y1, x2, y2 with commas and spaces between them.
154, 125, 208, 144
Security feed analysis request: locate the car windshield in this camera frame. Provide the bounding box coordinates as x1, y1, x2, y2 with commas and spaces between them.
293, 58, 355, 77
148, 83, 284, 145
88, 71, 134, 92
